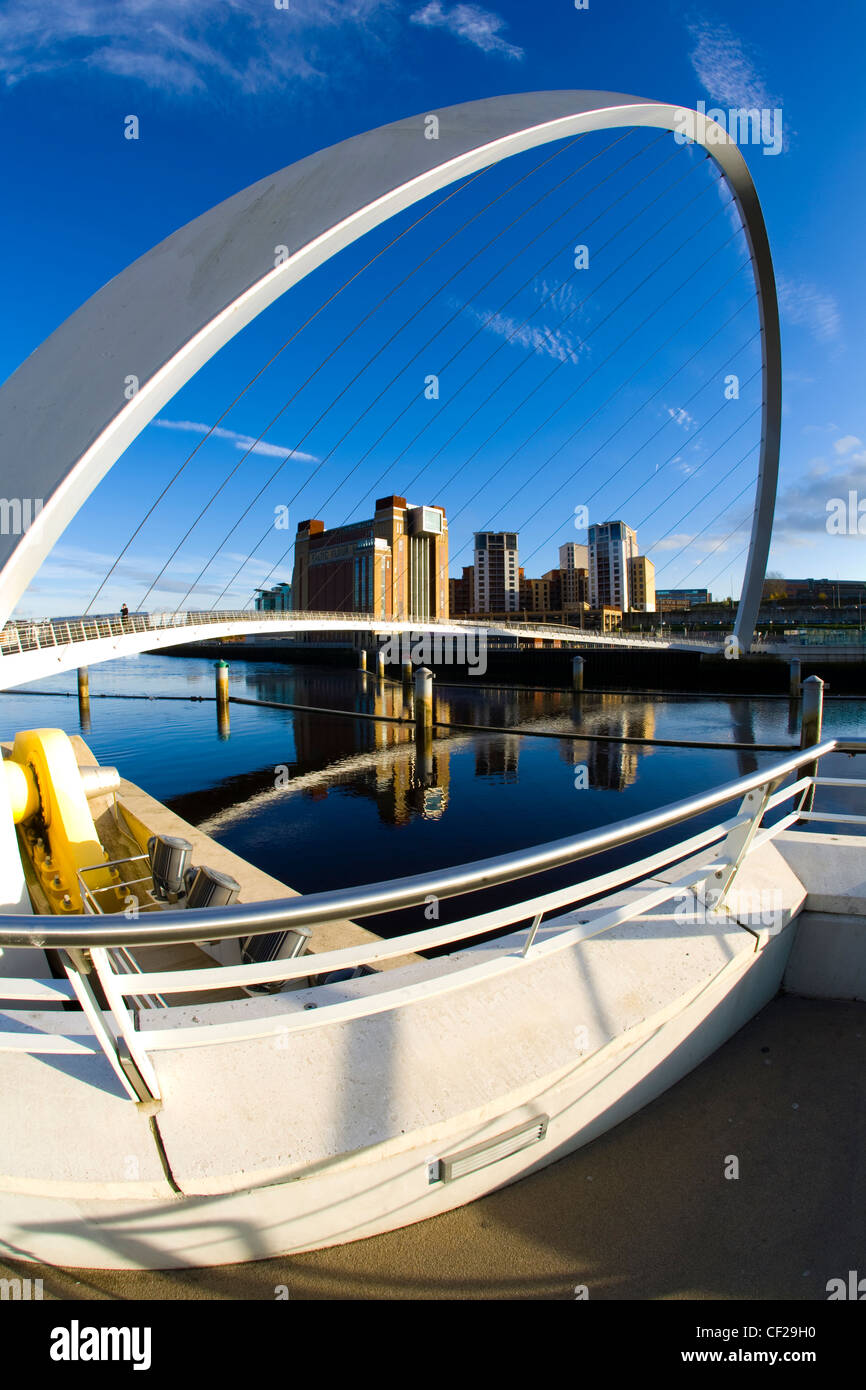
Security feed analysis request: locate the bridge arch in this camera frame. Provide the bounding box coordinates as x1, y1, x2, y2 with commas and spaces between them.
0, 91, 780, 644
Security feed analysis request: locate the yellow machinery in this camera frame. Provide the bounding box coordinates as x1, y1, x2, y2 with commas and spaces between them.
2, 728, 121, 913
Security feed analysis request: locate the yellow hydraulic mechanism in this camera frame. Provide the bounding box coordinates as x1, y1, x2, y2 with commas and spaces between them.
2, 728, 121, 913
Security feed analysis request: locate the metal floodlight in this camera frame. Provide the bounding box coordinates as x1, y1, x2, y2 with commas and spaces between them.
147, 834, 192, 900
183, 864, 241, 910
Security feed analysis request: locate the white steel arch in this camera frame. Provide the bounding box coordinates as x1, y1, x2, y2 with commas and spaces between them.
0, 91, 780, 645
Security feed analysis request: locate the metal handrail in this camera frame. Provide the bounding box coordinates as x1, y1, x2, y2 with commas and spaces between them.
0, 607, 723, 655
0, 739, 840, 950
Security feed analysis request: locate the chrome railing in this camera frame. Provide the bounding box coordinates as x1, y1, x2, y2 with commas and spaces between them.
0, 741, 841, 951
1, 738, 861, 1102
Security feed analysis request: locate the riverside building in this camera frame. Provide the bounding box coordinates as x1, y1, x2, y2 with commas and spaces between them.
292, 496, 448, 619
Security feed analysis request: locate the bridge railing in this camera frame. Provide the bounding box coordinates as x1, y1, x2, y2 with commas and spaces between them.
0, 738, 861, 1102
0, 607, 723, 658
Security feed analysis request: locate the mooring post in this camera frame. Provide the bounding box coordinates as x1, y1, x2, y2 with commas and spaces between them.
77, 667, 91, 732
797, 674, 824, 815
376, 647, 386, 679
214, 660, 230, 740
414, 665, 433, 778
572, 655, 584, 694
357, 649, 367, 673
402, 660, 413, 688
414, 665, 434, 734
789, 657, 801, 698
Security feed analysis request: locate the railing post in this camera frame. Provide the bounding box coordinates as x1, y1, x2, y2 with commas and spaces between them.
700, 778, 778, 911
60, 949, 158, 1103
89, 947, 161, 1101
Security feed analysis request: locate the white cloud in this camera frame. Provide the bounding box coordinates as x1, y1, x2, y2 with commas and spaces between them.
459, 301, 588, 365
0, 0, 397, 93
410, 3, 523, 60
834, 434, 862, 456
666, 405, 695, 430
687, 18, 780, 112
685, 18, 790, 154
772, 448, 866, 540
152, 418, 317, 462
777, 276, 841, 345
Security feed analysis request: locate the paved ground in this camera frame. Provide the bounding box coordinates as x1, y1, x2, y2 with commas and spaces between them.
3, 994, 864, 1300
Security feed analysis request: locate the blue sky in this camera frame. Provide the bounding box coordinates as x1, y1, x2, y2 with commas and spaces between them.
0, 0, 863, 616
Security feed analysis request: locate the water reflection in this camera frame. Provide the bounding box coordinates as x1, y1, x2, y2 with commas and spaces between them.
179, 674, 675, 833
4, 654, 863, 910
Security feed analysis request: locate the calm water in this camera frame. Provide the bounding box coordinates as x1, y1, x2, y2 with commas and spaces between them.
2, 654, 863, 933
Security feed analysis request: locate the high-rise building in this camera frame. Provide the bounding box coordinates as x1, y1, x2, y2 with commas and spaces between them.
559, 542, 589, 572
474, 532, 519, 613
292, 496, 448, 619
588, 521, 638, 610
627, 555, 656, 612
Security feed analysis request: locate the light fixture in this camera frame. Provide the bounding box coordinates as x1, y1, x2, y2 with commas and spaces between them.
147, 835, 192, 900
183, 865, 241, 909
431, 1115, 548, 1184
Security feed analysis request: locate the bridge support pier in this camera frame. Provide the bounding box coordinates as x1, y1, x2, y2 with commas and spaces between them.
572, 656, 585, 694
215, 661, 230, 741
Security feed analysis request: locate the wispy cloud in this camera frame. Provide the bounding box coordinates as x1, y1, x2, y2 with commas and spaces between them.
666, 405, 696, 431
687, 17, 781, 112
152, 418, 317, 462
0, 0, 397, 94
685, 16, 790, 152
20, 541, 281, 615
410, 3, 523, 60
459, 301, 588, 365
777, 276, 841, 345
653, 529, 744, 554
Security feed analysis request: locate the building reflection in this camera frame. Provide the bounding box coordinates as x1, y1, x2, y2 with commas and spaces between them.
475, 736, 520, 783
243, 669, 452, 826
564, 694, 657, 791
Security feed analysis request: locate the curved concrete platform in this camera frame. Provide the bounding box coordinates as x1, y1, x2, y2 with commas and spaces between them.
0, 841, 807, 1269
4, 994, 860, 1300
